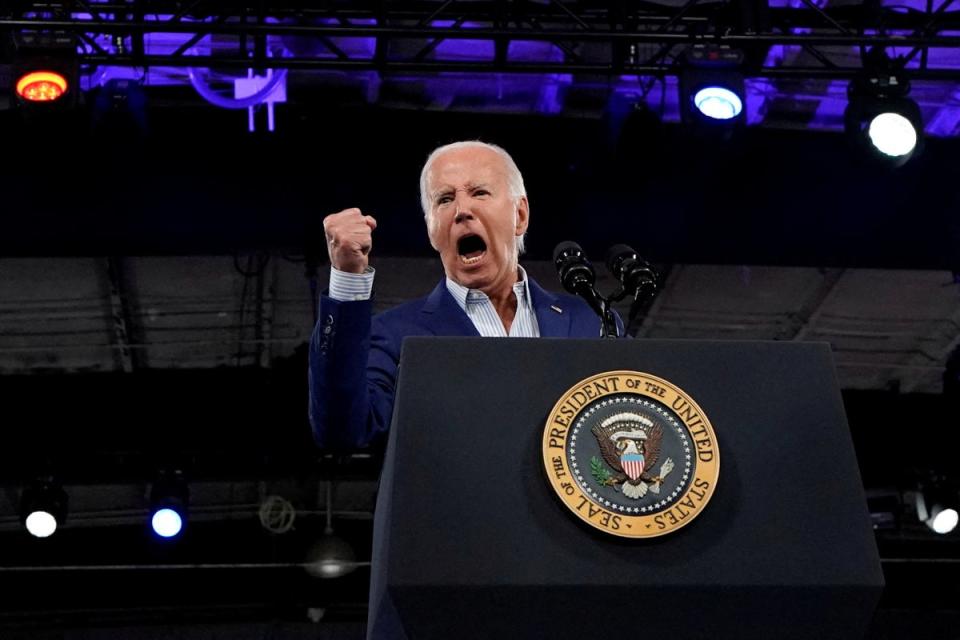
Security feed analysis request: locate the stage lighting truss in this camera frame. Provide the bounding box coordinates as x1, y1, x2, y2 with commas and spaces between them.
149, 470, 189, 539
3, 3, 960, 79
844, 52, 924, 165
5, 1, 960, 146
20, 478, 68, 539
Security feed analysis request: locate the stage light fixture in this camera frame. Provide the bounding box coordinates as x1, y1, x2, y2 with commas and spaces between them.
16, 70, 68, 102
305, 482, 356, 579
867, 112, 917, 157
692, 86, 743, 121
20, 478, 68, 539
11, 31, 78, 109
844, 50, 923, 166
679, 45, 746, 131
927, 505, 959, 534
90, 78, 150, 138
914, 483, 959, 535
149, 470, 189, 539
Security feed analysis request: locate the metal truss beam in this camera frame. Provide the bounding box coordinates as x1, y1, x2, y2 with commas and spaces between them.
6, 3, 960, 80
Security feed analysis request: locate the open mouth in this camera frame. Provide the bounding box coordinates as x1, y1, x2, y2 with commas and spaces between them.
457, 234, 487, 265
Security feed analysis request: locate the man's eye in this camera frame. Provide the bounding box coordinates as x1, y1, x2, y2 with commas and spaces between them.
437, 196, 453, 205
474, 190, 489, 196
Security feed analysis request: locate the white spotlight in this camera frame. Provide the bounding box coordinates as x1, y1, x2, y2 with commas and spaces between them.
867, 112, 918, 158
21, 479, 68, 538
928, 506, 959, 535
916, 490, 959, 535
25, 510, 58, 538
151, 508, 184, 538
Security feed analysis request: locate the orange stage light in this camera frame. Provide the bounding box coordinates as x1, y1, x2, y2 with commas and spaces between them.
15, 71, 69, 102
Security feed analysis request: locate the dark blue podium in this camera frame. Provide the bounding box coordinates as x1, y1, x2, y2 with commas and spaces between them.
368, 338, 883, 639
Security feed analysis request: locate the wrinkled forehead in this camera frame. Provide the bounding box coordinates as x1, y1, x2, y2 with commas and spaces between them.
426, 147, 509, 193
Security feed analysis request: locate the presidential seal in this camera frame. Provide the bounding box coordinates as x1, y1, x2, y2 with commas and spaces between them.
542, 371, 720, 538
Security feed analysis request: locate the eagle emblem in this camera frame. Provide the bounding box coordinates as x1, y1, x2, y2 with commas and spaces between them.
590, 412, 675, 500
543, 370, 720, 538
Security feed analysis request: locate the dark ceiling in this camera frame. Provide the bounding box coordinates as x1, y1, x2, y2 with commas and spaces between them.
2, 104, 960, 270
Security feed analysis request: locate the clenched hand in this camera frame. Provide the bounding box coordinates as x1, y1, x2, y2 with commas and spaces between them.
323, 208, 378, 274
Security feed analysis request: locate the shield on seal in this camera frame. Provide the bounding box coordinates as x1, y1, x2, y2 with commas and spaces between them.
621, 453, 645, 481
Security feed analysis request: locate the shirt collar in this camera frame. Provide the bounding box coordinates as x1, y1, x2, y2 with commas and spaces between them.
446, 266, 533, 313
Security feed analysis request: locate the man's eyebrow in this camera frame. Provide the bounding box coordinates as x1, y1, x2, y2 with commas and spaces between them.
431, 183, 490, 199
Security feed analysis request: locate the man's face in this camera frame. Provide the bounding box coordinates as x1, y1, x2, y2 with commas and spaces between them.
425, 146, 529, 294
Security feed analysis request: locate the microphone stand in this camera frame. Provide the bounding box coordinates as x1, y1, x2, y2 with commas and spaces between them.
625, 282, 659, 337
598, 296, 619, 339
567, 280, 619, 339
553, 241, 657, 339
604, 281, 658, 338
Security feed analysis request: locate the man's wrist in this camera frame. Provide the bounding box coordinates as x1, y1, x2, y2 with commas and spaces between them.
329, 266, 375, 301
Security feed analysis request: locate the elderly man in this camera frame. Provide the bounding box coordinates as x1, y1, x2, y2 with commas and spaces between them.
309, 141, 615, 449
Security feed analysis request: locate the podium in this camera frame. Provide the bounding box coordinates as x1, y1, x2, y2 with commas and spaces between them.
368, 338, 883, 639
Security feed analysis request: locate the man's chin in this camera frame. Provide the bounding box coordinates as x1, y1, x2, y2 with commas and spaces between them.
444, 255, 518, 293
449, 272, 490, 291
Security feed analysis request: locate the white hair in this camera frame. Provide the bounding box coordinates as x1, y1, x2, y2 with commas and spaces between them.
419, 140, 527, 255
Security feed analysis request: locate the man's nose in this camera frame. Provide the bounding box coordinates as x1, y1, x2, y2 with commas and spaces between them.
453, 196, 474, 223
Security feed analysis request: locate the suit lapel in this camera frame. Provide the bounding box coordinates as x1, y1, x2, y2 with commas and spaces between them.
420, 281, 481, 337
529, 277, 572, 338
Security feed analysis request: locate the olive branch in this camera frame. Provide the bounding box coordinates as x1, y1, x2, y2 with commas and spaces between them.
590, 456, 613, 485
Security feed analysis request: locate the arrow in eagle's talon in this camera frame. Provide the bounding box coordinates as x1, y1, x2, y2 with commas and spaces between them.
659, 458, 675, 478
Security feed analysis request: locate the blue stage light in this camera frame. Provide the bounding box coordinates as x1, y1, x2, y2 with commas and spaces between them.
151, 507, 184, 538
149, 470, 189, 540
679, 45, 746, 136
693, 86, 743, 121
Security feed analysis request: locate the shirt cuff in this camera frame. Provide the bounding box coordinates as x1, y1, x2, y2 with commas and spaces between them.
329, 266, 375, 301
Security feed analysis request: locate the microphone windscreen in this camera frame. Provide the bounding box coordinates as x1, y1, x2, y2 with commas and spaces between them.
553, 240, 583, 265
605, 244, 637, 276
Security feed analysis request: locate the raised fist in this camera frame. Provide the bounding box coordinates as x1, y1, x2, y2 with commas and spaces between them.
323, 208, 377, 274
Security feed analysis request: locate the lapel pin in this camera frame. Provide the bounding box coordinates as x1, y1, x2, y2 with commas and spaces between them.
550, 305, 563, 314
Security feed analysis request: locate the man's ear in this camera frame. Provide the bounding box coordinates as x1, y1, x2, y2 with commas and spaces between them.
515, 196, 529, 236
426, 214, 439, 251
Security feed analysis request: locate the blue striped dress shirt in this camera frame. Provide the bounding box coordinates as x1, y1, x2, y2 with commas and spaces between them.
329, 266, 541, 337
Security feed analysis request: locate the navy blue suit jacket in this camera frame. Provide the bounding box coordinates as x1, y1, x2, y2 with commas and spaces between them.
308, 276, 612, 450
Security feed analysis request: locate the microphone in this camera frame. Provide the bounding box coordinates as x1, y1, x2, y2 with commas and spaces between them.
605, 244, 658, 298
553, 241, 605, 319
